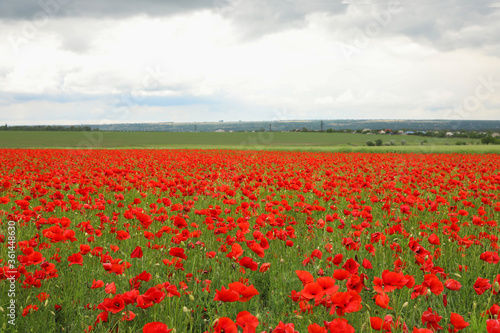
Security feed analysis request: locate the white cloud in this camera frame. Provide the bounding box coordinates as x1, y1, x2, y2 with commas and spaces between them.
0, 3, 499, 125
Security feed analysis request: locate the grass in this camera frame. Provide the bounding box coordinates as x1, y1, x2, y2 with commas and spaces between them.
1, 131, 495, 154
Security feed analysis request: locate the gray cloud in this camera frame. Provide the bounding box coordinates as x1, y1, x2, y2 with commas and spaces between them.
215, 0, 348, 39
334, 0, 500, 53
0, 0, 349, 42
2, 0, 498, 52
0, 0, 212, 19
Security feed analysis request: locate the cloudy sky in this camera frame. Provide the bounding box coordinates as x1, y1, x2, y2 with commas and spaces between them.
1, 0, 499, 125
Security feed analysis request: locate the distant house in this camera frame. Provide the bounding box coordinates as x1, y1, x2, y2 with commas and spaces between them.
492, 132, 500, 138
379, 130, 386, 134
397, 130, 404, 134
403, 131, 414, 135
445, 132, 454, 137
215, 129, 226, 132
362, 129, 371, 133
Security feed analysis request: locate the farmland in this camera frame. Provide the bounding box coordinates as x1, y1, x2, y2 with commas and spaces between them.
0, 149, 499, 332
1, 131, 497, 155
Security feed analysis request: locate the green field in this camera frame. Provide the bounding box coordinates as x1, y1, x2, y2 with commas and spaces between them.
0, 130, 498, 153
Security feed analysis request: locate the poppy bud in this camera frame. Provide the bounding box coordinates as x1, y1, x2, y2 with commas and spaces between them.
494, 281, 500, 293
402, 302, 408, 308
189, 294, 195, 301
183, 306, 189, 313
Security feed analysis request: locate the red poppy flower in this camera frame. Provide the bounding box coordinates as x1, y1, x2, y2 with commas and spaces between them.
143, 287, 166, 304
444, 278, 461, 291
370, 315, 399, 332
486, 319, 500, 333
308, 323, 327, 333
239, 257, 258, 271
450, 312, 469, 331
342, 258, 360, 274
421, 307, 443, 331
227, 243, 244, 259
427, 233, 441, 245
80, 244, 91, 255
480, 251, 500, 264
131, 246, 143, 258
169, 247, 187, 260
97, 295, 125, 314
115, 230, 130, 240
374, 292, 393, 310
331, 253, 343, 266
22, 304, 39, 317
91, 279, 104, 289
370, 317, 385, 331
259, 263, 271, 273
213, 317, 238, 333
142, 322, 173, 333
214, 286, 240, 302
362, 258, 373, 269
422, 274, 444, 295
296, 270, 315, 285
333, 269, 350, 281
365, 244, 376, 256
317, 277, 339, 296
228, 282, 259, 302
122, 289, 140, 305
301, 282, 325, 301
236, 311, 259, 333
272, 321, 298, 333
105, 282, 116, 294
67, 253, 83, 266
374, 270, 410, 293
412, 328, 433, 333
37, 292, 49, 303
95, 311, 108, 325
122, 311, 136, 321
173, 216, 187, 229
325, 318, 355, 333
473, 277, 492, 295
249, 242, 265, 258
483, 304, 500, 319
329, 290, 362, 316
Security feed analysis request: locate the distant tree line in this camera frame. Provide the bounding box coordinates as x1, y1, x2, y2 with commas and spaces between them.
481, 136, 500, 145
1, 125, 96, 131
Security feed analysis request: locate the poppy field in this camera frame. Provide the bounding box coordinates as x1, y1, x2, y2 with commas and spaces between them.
1, 149, 499, 333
